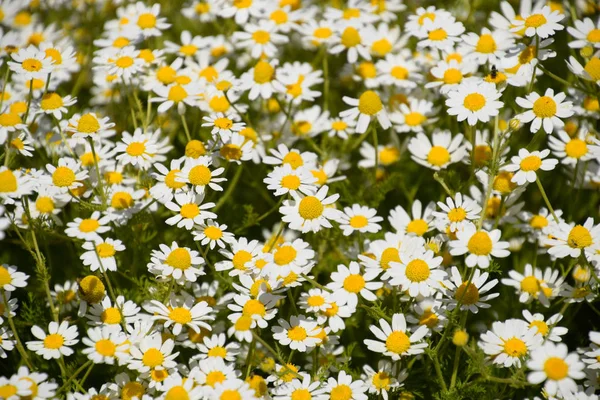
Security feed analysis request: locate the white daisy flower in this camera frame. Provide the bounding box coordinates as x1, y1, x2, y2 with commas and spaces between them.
425, 59, 478, 94
0, 264, 29, 292
263, 144, 318, 170
215, 237, 261, 276
227, 292, 279, 329
388, 200, 436, 237
196, 333, 240, 362
388, 247, 447, 298
479, 318, 543, 368
516, 89, 574, 134
443, 266, 500, 313
86, 295, 140, 328
548, 129, 593, 166
201, 112, 245, 141
325, 370, 368, 400
165, 191, 217, 230
327, 261, 383, 309
151, 81, 202, 114
416, 15, 465, 51
504, 148, 558, 185
264, 164, 317, 197
544, 217, 600, 259
273, 372, 328, 400
26, 321, 79, 360
433, 192, 482, 232
272, 315, 322, 352
128, 332, 179, 373
337, 204, 383, 236
527, 342, 585, 398
232, 21, 288, 58
145, 294, 214, 335
364, 313, 429, 360
8, 45, 53, 80
115, 128, 160, 170
445, 80, 503, 126
82, 326, 130, 365
177, 156, 226, 194
449, 224, 510, 268
340, 90, 391, 134
389, 98, 435, 133
45, 157, 88, 193
192, 220, 235, 250
279, 185, 342, 233
80, 237, 125, 272
148, 242, 205, 284
522, 310, 568, 342
408, 131, 467, 171
502, 264, 563, 307
461, 27, 515, 65
329, 23, 372, 64
511, 6, 564, 38
361, 361, 405, 400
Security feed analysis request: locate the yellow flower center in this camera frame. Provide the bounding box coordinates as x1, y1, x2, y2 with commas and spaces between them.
567, 225, 592, 249
532, 96, 557, 118
95, 339, 116, 356
180, 44, 197, 56
137, 13, 157, 29
180, 203, 200, 219
165, 386, 189, 400
476, 34, 497, 53
524, 14, 547, 28
164, 169, 185, 189
115, 56, 133, 68
467, 231, 493, 255
419, 309, 439, 328
186, 140, 206, 158
565, 139, 587, 158
521, 276, 540, 294
406, 219, 428, 236
330, 384, 352, 400
111, 192, 133, 209
341, 27, 361, 48
77, 113, 100, 134
52, 166, 76, 187
428, 28, 448, 41
22, 58, 42, 72
291, 388, 311, 400
233, 0, 252, 8
584, 58, 600, 81
357, 90, 383, 116
385, 330, 410, 354
323, 302, 339, 317
270, 9, 288, 24
79, 275, 105, 303
0, 267, 12, 286
122, 382, 144, 400
243, 299, 266, 317
0, 112, 21, 127
232, 250, 252, 270
188, 165, 212, 186
343, 274, 365, 293
474, 145, 492, 166
287, 326, 307, 341
529, 215, 548, 229
157, 66, 177, 84
372, 372, 390, 390
101, 307, 122, 324
519, 155, 542, 171
443, 68, 462, 84
40, 92, 63, 110
274, 245, 297, 265
220, 390, 241, 400
254, 61, 274, 84
234, 315, 253, 331
463, 93, 486, 111
418, 12, 436, 25
0, 170, 17, 193
544, 357, 569, 380
282, 152, 303, 168
587, 29, 600, 43
307, 295, 324, 307
380, 247, 400, 270
208, 346, 227, 358
204, 226, 223, 240
252, 30, 270, 44
493, 171, 517, 194
405, 259, 430, 282
0, 385, 17, 399
166, 248, 192, 270
372, 38, 392, 56
379, 147, 400, 165
455, 282, 480, 305
35, 196, 54, 213
358, 62, 377, 79
221, 144, 243, 160
298, 196, 324, 219
168, 85, 188, 102
142, 348, 164, 368
43, 333, 64, 349
349, 215, 368, 228
169, 307, 192, 324
529, 320, 549, 336
448, 207, 467, 222
96, 243, 116, 258
427, 146, 450, 167
313, 27, 332, 39
404, 112, 425, 127
503, 337, 527, 357
281, 175, 301, 190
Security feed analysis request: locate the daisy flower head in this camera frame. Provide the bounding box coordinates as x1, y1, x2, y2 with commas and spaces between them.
327, 261, 383, 309
433, 192, 482, 232
388, 247, 447, 298
361, 361, 405, 400
215, 237, 261, 276
502, 264, 562, 307
128, 332, 179, 373
201, 112, 245, 141
151, 80, 202, 114
45, 157, 88, 193
325, 116, 356, 139
158, 373, 204, 400
66, 112, 115, 141
0, 374, 33, 399
544, 217, 600, 259
279, 185, 342, 233
219, 0, 264, 24
26, 321, 79, 360
145, 294, 214, 335
80, 237, 125, 272
449, 224, 510, 268
114, 128, 161, 170
388, 200, 435, 237
8, 45, 53, 81
548, 129, 594, 166
272, 372, 328, 400
216, 132, 255, 164
177, 156, 226, 194
195, 332, 240, 362
148, 242, 205, 284
364, 313, 429, 360
522, 310, 568, 342
36, 92, 77, 120
425, 59, 478, 94
504, 148, 558, 185
227, 292, 279, 329
337, 204, 383, 236
416, 14, 465, 51
566, 55, 600, 86
527, 341, 585, 398
86, 295, 141, 328
263, 144, 318, 170
129, 2, 171, 38
82, 326, 130, 365
511, 6, 564, 38
239, 59, 282, 101
165, 191, 217, 230
325, 370, 368, 400
568, 17, 600, 49
329, 22, 372, 64
192, 220, 235, 250
0, 264, 29, 292
232, 21, 288, 59
445, 80, 504, 126
272, 315, 322, 352
479, 318, 543, 368
515, 89, 574, 133
0, 167, 34, 205
389, 98, 435, 133
443, 266, 500, 313
94, 46, 144, 82
461, 27, 515, 65
408, 131, 467, 171
51, 280, 79, 313
340, 90, 391, 134
264, 164, 318, 197
375, 51, 422, 90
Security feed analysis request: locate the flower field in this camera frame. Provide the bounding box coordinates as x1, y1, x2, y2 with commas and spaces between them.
1, 0, 600, 399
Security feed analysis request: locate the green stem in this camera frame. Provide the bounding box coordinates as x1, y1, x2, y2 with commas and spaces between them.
55, 360, 93, 395
244, 339, 255, 379
1, 289, 33, 369
214, 165, 244, 212
535, 177, 558, 223
181, 113, 191, 142
88, 137, 107, 209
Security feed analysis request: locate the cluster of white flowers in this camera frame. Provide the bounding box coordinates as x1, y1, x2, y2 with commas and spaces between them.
0, 0, 600, 399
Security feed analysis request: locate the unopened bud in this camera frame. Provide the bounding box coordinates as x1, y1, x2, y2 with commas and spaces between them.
452, 329, 469, 346
509, 118, 521, 131
581, 46, 594, 58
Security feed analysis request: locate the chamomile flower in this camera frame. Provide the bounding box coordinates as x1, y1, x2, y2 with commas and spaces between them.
165, 191, 217, 230
417, 15, 465, 51
443, 266, 500, 313
8, 45, 53, 80
515, 89, 574, 133
193, 220, 235, 250
445, 80, 504, 126
461, 28, 515, 65
504, 148, 558, 185
522, 310, 568, 342
115, 128, 160, 170
388, 200, 436, 237
82, 326, 130, 365
408, 131, 467, 171
548, 129, 593, 165
232, 21, 288, 59
239, 60, 281, 101
148, 242, 205, 284
527, 342, 585, 398
215, 237, 261, 276
449, 224, 510, 268
364, 313, 429, 360
80, 237, 125, 272
426, 59, 477, 94
45, 158, 88, 193
388, 247, 447, 298
502, 264, 561, 307
227, 292, 279, 329
325, 371, 368, 400
337, 204, 383, 236
279, 185, 341, 233
566, 56, 600, 86
219, 0, 264, 24
544, 218, 600, 259
479, 318, 543, 368
151, 81, 202, 114
390, 98, 435, 133
273, 373, 328, 400
264, 164, 317, 196
433, 192, 482, 232
568, 18, 600, 49
263, 144, 318, 170
94, 46, 144, 82
145, 294, 214, 335
327, 261, 383, 308
86, 295, 140, 328
196, 333, 240, 362
26, 321, 79, 360
329, 23, 371, 64
35, 92, 76, 119
202, 112, 245, 141
511, 6, 564, 38
177, 156, 226, 193
375, 51, 421, 90
340, 90, 391, 134
272, 315, 322, 352
128, 332, 179, 373
0, 264, 29, 292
